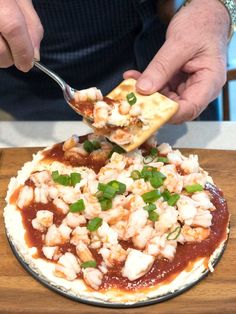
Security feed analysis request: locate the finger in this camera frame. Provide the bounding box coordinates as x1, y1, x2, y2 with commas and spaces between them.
0, 35, 14, 67
17, 0, 44, 60
123, 70, 141, 80
136, 39, 193, 94
0, 0, 34, 71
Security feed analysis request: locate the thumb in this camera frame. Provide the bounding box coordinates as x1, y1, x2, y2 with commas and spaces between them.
136, 39, 192, 94
17, 0, 44, 60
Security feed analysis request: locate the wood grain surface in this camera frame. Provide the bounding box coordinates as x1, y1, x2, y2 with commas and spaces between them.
0, 147, 235, 314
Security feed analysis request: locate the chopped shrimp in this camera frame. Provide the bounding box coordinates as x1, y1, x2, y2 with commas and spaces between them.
62, 135, 79, 151
97, 221, 118, 246
74, 87, 102, 102
119, 101, 131, 115
161, 164, 183, 193
110, 129, 133, 145
181, 225, 210, 242
111, 220, 127, 240
42, 246, 59, 260
183, 173, 207, 188
63, 212, 86, 229
130, 179, 151, 195
109, 152, 126, 170
45, 224, 62, 246
99, 244, 127, 267
192, 208, 212, 228
155, 206, 178, 234
34, 187, 49, 204
167, 150, 183, 166
145, 234, 177, 260
70, 226, 90, 245
124, 208, 148, 239
83, 268, 103, 290
48, 186, 59, 200
16, 185, 34, 209
30, 170, 52, 187
83, 194, 101, 219
64, 146, 88, 164
177, 195, 197, 225
58, 224, 72, 242
53, 198, 69, 214
157, 143, 172, 155
55, 252, 81, 281
129, 104, 141, 116
76, 242, 93, 262
57, 186, 81, 204
89, 233, 102, 249
180, 154, 199, 174
122, 249, 154, 281
192, 191, 215, 211
98, 261, 108, 274
100, 206, 128, 225
93, 101, 109, 128
132, 225, 154, 250
125, 194, 146, 212
32, 210, 53, 232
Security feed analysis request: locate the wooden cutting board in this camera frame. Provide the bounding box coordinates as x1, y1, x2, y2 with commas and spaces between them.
0, 147, 235, 314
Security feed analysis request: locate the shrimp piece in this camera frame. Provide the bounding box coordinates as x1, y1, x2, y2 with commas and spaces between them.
167, 150, 183, 166
192, 191, 215, 211
119, 101, 131, 115
122, 249, 154, 281
34, 187, 49, 204
161, 164, 183, 193
99, 244, 127, 267
58, 224, 72, 242
53, 198, 69, 214
57, 186, 81, 204
126, 194, 146, 212
110, 129, 133, 146
155, 206, 178, 234
16, 185, 34, 209
129, 103, 141, 116
157, 143, 172, 155
30, 170, 52, 187
83, 268, 103, 290
145, 234, 177, 260
125, 208, 148, 239
181, 225, 210, 242
192, 208, 212, 228
63, 212, 86, 229
45, 224, 62, 246
42, 246, 59, 260
180, 154, 199, 174
98, 261, 108, 274
76, 242, 93, 262
130, 179, 151, 195
183, 173, 207, 188
132, 225, 154, 250
71, 226, 90, 246
100, 206, 128, 225
89, 233, 102, 249
83, 195, 101, 220
62, 135, 79, 151
32, 210, 53, 232
93, 101, 109, 128
109, 152, 126, 170
64, 146, 89, 164
111, 220, 127, 240
48, 186, 59, 200
97, 221, 118, 246
55, 252, 81, 281
177, 195, 197, 225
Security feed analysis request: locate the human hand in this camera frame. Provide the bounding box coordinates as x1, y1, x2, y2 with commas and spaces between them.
124, 0, 230, 123
0, 0, 43, 72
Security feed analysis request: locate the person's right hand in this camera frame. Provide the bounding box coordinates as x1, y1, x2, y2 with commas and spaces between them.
0, 0, 43, 72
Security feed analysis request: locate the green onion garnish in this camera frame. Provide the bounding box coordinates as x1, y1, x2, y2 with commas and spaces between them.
148, 211, 159, 222
150, 174, 163, 188
167, 226, 181, 240
92, 140, 101, 150
143, 155, 155, 164
162, 190, 171, 201
69, 199, 85, 212
70, 172, 81, 186
81, 260, 97, 268
83, 140, 101, 153
142, 190, 161, 203
144, 203, 156, 212
103, 185, 117, 199
52, 171, 71, 186
167, 194, 180, 206
158, 157, 169, 163
108, 180, 126, 194
99, 198, 112, 211
131, 170, 141, 180
126, 92, 137, 105
185, 184, 203, 193
87, 217, 103, 231
150, 147, 158, 156
141, 166, 155, 181
109, 145, 125, 157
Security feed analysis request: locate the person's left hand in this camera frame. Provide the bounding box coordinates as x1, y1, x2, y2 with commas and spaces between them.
124, 0, 230, 123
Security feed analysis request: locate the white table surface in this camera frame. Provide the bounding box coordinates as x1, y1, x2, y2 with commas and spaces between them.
0, 121, 235, 150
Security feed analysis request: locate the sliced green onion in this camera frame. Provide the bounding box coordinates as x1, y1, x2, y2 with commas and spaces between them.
142, 190, 161, 203
162, 190, 171, 201
131, 170, 141, 180
95, 191, 104, 199
150, 147, 158, 156
108, 180, 126, 194
52, 170, 59, 181
158, 157, 169, 163
52, 172, 71, 186
143, 155, 155, 164
167, 226, 181, 240
103, 185, 117, 199
70, 172, 81, 186
83, 140, 95, 153
98, 183, 106, 192
167, 194, 180, 206
69, 199, 85, 212
141, 166, 155, 181
126, 92, 137, 105
92, 140, 101, 150
99, 198, 112, 211
155, 171, 166, 180
185, 184, 203, 193
144, 203, 156, 212
87, 217, 103, 231
150, 175, 163, 188
81, 260, 97, 268
109, 145, 125, 157
148, 211, 159, 222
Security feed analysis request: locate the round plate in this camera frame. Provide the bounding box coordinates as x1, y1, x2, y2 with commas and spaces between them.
7, 233, 228, 308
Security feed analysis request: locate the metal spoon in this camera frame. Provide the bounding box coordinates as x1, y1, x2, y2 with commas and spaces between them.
34, 60, 93, 120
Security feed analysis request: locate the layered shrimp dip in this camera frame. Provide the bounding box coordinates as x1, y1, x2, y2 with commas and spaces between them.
4, 134, 229, 303
72, 87, 146, 146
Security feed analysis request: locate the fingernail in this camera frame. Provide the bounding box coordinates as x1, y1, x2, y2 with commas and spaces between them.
34, 47, 40, 61
137, 78, 153, 91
